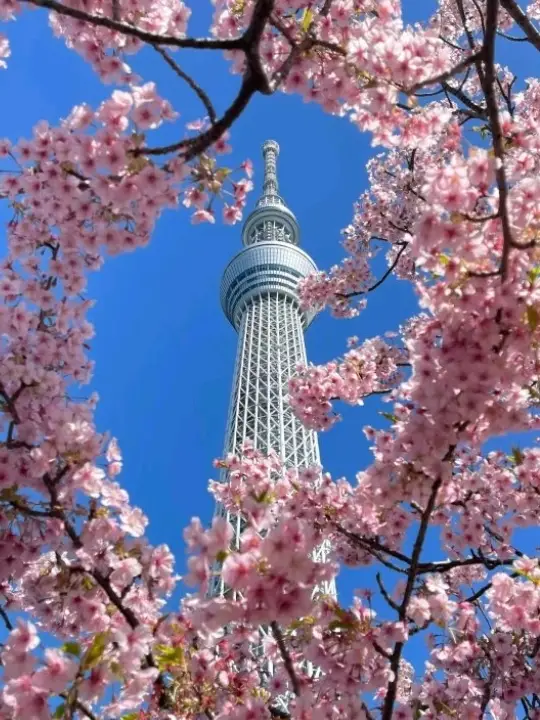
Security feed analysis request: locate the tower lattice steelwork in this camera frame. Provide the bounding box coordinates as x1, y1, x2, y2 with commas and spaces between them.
209, 142, 335, 678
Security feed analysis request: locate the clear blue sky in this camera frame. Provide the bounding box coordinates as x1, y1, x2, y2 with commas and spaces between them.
0, 3, 535, 615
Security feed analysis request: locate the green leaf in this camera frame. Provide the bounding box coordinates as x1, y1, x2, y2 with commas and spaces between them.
154, 644, 185, 669
528, 267, 540, 283
81, 576, 95, 591
254, 488, 269, 503
122, 714, 138, 720
527, 306, 539, 332
215, 167, 232, 181
215, 549, 229, 564
81, 632, 108, 671
53, 704, 66, 719
328, 618, 355, 632
110, 661, 125, 680
379, 411, 398, 423
61, 641, 81, 657
300, 7, 313, 31
511, 447, 524, 466
0, 486, 21, 502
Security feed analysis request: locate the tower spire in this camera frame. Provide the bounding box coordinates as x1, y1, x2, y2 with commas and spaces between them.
242, 140, 300, 246
260, 139, 280, 201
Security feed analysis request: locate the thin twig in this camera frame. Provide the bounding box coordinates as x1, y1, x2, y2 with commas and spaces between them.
497, 30, 528, 41
376, 573, 400, 613
270, 622, 300, 696
442, 81, 487, 118
334, 524, 412, 566
406, 51, 482, 93
59, 693, 98, 720
465, 581, 493, 603
0, 606, 13, 631
381, 475, 444, 720
141, 71, 260, 158
0, 383, 22, 424
152, 45, 217, 124
337, 243, 408, 300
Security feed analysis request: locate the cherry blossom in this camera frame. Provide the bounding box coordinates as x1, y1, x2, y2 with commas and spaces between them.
0, 0, 540, 717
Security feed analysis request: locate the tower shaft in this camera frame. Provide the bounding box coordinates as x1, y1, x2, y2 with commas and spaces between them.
226, 292, 319, 466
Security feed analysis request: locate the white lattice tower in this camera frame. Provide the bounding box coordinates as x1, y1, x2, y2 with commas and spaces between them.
210, 142, 336, 699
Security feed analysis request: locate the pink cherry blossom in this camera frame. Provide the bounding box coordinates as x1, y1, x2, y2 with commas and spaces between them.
0, 0, 539, 717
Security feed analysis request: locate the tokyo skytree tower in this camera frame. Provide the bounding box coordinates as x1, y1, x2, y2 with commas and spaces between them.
209, 140, 336, 603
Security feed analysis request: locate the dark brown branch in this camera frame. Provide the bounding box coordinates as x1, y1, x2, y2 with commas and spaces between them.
500, 0, 540, 51
270, 14, 296, 46
271, 35, 313, 90
496, 72, 516, 116
470, 0, 488, 35
269, 14, 344, 91
59, 693, 98, 720
321, 0, 334, 16
481, 0, 515, 279
497, 29, 529, 41
337, 242, 408, 300
361, 702, 375, 720
442, 81, 487, 118
271, 622, 300, 697
417, 555, 513, 574
0, 606, 13, 632
407, 51, 482, 93
381, 475, 444, 720
140, 0, 274, 158
22, 0, 244, 51
41, 474, 144, 633
6, 498, 54, 518
141, 73, 260, 158
0, 383, 22, 424
152, 45, 217, 124
465, 581, 494, 603
334, 524, 412, 566
376, 573, 400, 613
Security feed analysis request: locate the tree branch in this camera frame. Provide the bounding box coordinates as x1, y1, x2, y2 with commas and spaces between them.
376, 573, 400, 613
417, 555, 513, 575
270, 621, 300, 697
500, 0, 540, 51
22, 0, 245, 51
140, 72, 260, 158
381, 475, 444, 720
59, 693, 98, 720
0, 606, 13, 632
337, 242, 408, 300
334, 524, 412, 566
442, 81, 487, 118
481, 0, 515, 279
139, 0, 275, 158
0, 382, 22, 424
407, 51, 482, 93
152, 45, 217, 124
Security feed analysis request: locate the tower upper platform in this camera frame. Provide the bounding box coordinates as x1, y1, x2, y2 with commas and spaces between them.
241, 140, 301, 247
221, 141, 317, 329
